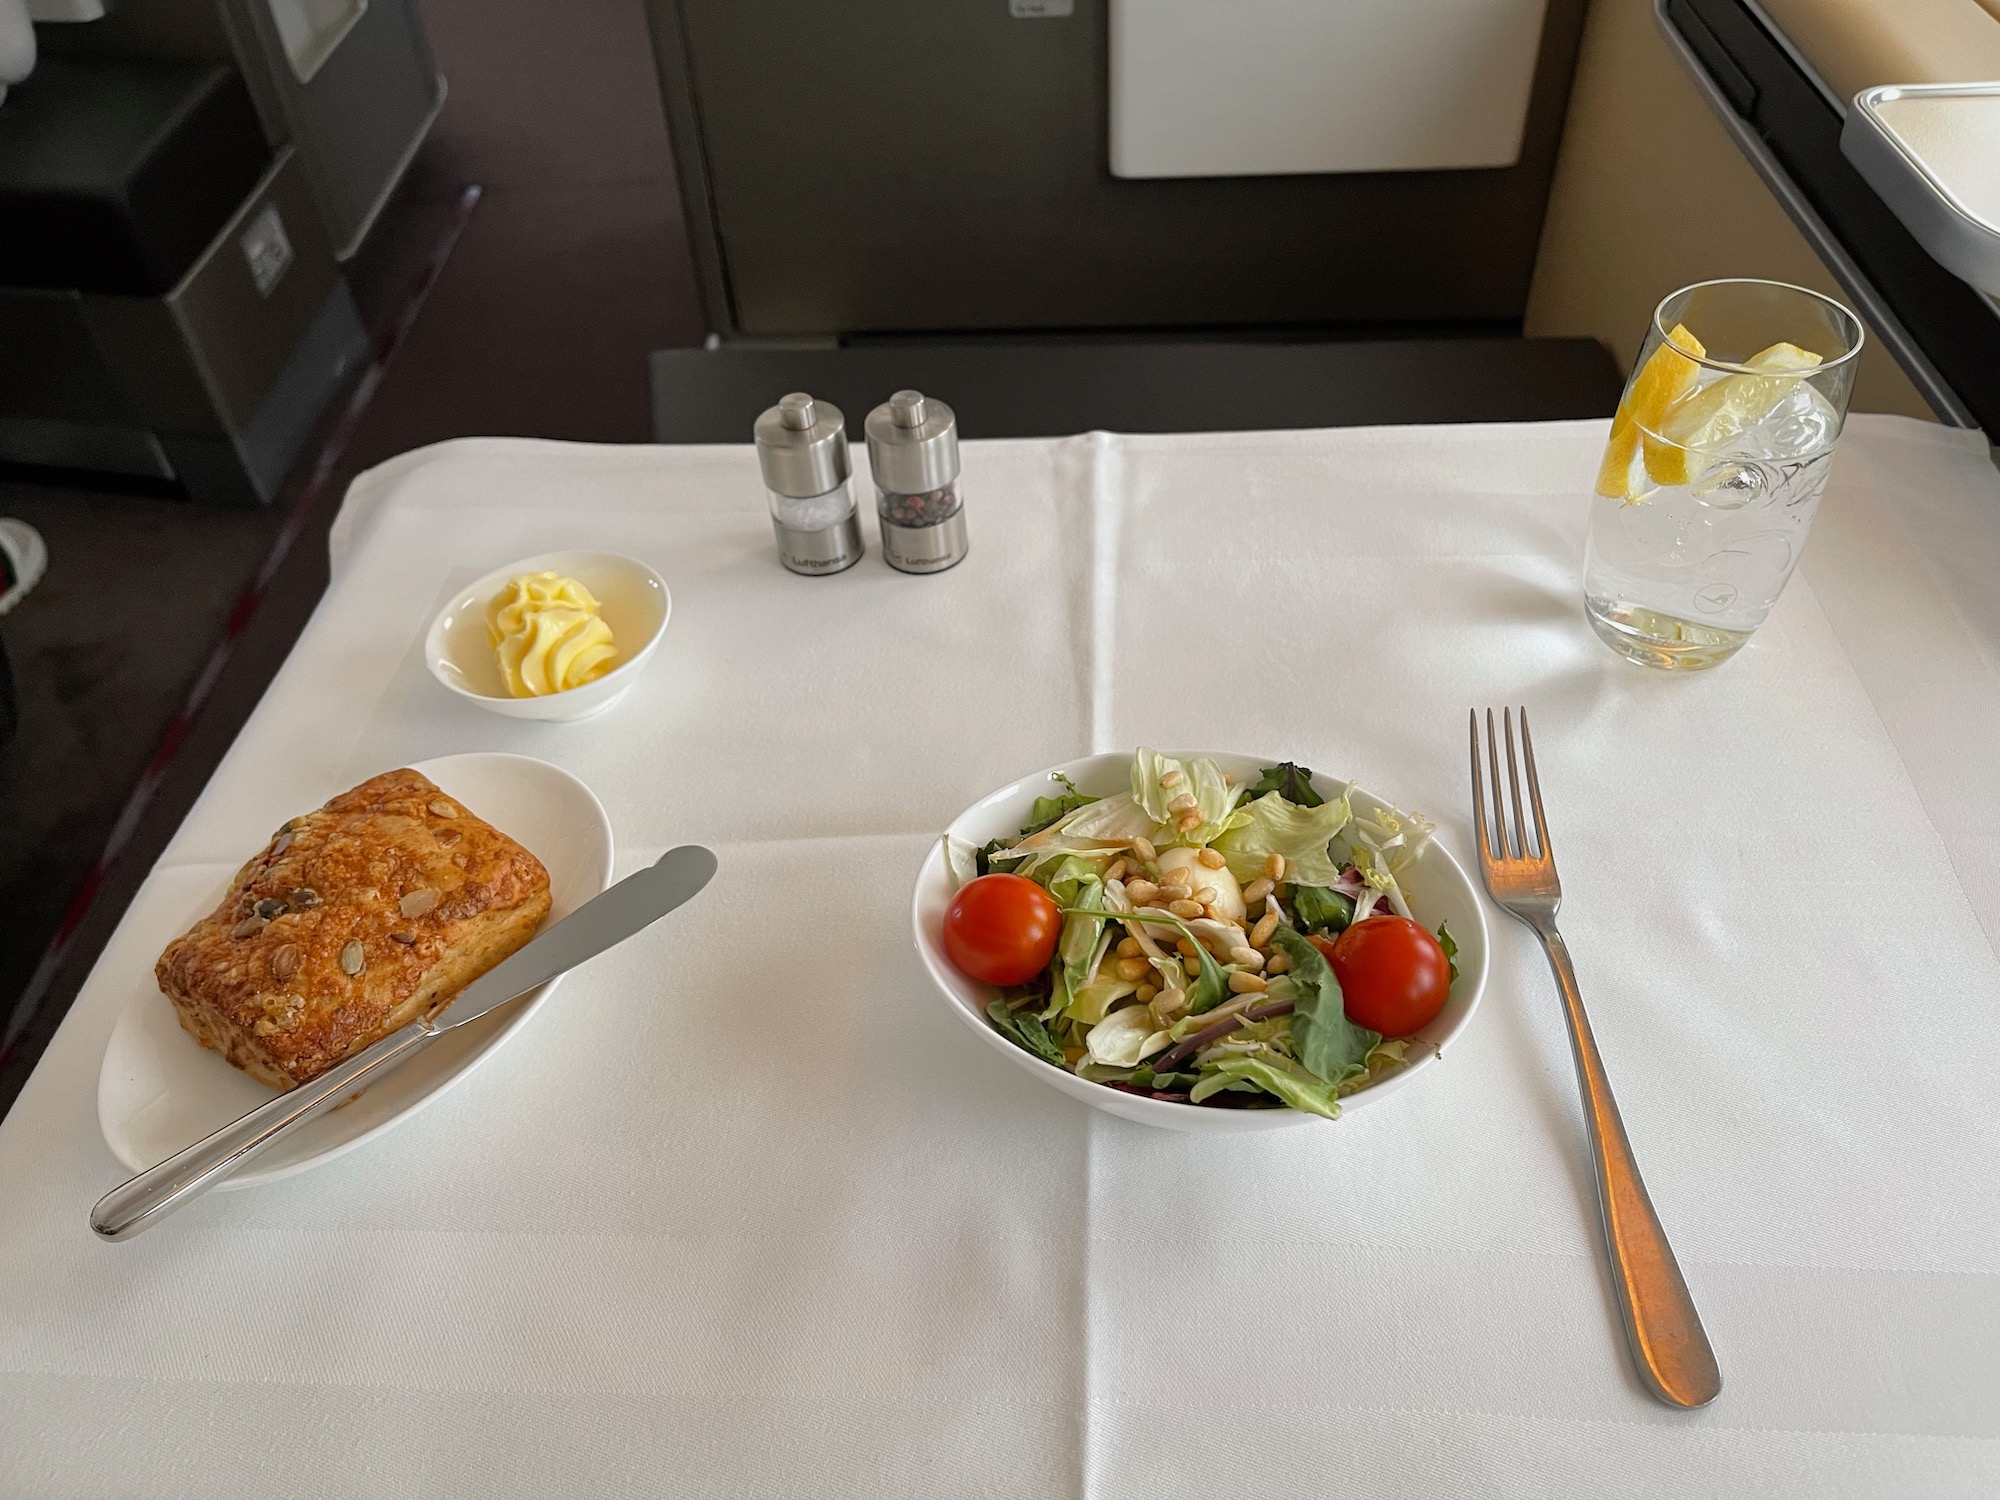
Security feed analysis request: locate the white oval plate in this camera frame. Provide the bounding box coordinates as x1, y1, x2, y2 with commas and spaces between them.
97, 753, 614, 1186
912, 751, 1490, 1133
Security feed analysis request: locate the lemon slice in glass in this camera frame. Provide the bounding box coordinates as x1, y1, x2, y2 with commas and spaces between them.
1642, 341, 1824, 488
1596, 323, 1706, 502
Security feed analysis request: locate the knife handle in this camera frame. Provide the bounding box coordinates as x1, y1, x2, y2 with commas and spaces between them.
90, 1018, 440, 1241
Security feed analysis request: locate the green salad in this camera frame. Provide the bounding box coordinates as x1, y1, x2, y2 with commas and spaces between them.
941, 749, 1453, 1119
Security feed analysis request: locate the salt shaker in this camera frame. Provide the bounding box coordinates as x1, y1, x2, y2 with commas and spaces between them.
754, 392, 864, 575
866, 389, 968, 574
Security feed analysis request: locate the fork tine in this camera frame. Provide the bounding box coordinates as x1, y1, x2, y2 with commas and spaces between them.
1504, 708, 1530, 861
1520, 705, 1552, 865
1469, 709, 1493, 864
1484, 708, 1511, 859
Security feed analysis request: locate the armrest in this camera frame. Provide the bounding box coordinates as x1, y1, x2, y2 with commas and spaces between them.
1756, 0, 2000, 103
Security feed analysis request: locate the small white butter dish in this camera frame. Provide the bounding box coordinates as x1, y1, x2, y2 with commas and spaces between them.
425, 550, 670, 721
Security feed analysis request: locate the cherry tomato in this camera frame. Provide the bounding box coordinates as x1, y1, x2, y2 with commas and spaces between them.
943, 874, 1061, 986
1312, 916, 1452, 1037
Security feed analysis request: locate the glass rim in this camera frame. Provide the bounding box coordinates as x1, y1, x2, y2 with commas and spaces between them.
1650, 277, 1867, 375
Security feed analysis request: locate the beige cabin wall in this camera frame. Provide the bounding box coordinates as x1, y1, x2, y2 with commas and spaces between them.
1524, 0, 1935, 418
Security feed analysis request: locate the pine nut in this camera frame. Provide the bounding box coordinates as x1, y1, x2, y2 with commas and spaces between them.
1160, 768, 1184, 788
1167, 898, 1203, 919
1105, 858, 1130, 882
1230, 945, 1265, 968
1159, 865, 1193, 890
1266, 952, 1292, 974
1126, 879, 1160, 905
1197, 848, 1227, 869
1135, 982, 1159, 1004
1176, 938, 1201, 960
1250, 912, 1279, 947
1152, 988, 1188, 1023
1263, 853, 1286, 880
1176, 811, 1202, 832
1116, 936, 1143, 958
1166, 792, 1198, 813
1242, 877, 1274, 904
1194, 886, 1218, 905
1115, 956, 1151, 982
1227, 970, 1268, 994
1131, 837, 1157, 862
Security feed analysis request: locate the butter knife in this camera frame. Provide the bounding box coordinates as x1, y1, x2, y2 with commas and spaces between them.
91, 843, 719, 1241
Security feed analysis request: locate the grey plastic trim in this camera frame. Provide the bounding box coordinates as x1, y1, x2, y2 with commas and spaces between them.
1737, 0, 1845, 116
332, 72, 444, 260
640, 0, 735, 339
1653, 0, 1977, 426
236, 279, 366, 501
0, 416, 171, 478
1843, 84, 2000, 299
280, 0, 370, 85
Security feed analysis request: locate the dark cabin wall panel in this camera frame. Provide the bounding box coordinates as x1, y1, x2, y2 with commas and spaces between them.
663, 0, 1587, 337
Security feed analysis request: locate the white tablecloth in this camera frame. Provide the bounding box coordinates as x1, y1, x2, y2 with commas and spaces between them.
4, 416, 1999, 1498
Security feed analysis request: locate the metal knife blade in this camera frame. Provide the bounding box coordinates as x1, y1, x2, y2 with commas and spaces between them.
433, 843, 720, 1029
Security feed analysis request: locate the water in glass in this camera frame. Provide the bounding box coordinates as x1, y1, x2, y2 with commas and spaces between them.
1584, 373, 1839, 670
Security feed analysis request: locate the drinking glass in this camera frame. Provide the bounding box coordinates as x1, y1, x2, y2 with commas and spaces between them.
1583, 279, 1863, 670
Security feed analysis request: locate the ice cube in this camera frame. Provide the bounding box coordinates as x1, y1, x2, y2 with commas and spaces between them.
1690, 457, 1774, 510
1735, 382, 1838, 462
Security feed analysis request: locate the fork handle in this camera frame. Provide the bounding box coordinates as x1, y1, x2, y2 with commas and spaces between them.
1535, 924, 1722, 1408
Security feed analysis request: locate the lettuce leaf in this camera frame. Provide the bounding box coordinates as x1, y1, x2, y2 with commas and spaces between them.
1084, 1004, 1172, 1067
1190, 1054, 1343, 1119
1023, 772, 1097, 835
1130, 748, 1247, 845
1340, 805, 1437, 920
1130, 747, 1182, 825
1076, 1061, 1139, 1084
1291, 884, 1354, 935
1437, 921, 1460, 984
1111, 906, 1229, 1014
986, 1000, 1066, 1068
1063, 975, 1138, 1025
1057, 793, 1160, 845
1363, 1036, 1411, 1082
943, 835, 981, 892
1268, 924, 1379, 1085
1030, 856, 1105, 1018
1214, 790, 1352, 886
1247, 762, 1324, 808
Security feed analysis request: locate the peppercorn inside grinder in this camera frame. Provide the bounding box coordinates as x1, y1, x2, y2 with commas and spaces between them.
865, 389, 968, 574
754, 392, 865, 576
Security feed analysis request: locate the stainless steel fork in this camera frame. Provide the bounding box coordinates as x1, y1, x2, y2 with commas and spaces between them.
1471, 707, 1722, 1409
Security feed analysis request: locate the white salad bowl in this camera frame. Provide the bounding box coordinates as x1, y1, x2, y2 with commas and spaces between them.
912, 751, 1490, 1133
425, 549, 670, 722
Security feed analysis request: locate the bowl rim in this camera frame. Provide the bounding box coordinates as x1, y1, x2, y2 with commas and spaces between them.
911, 749, 1490, 1128
424, 548, 672, 706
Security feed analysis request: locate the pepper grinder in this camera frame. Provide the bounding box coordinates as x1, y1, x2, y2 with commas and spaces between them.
866, 390, 969, 574
754, 392, 864, 576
